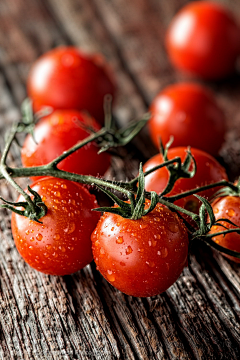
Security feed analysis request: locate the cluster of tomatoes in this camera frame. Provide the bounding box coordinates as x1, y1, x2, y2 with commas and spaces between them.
8, 1, 240, 298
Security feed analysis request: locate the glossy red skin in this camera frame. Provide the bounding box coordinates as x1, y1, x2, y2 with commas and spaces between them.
210, 196, 240, 263
166, 1, 240, 80
92, 203, 188, 297
11, 178, 101, 275
27, 46, 116, 124
21, 110, 111, 181
143, 147, 228, 214
149, 83, 226, 156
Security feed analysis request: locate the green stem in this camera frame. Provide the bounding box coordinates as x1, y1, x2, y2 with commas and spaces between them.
49, 127, 108, 167
165, 180, 234, 202
0, 124, 37, 214
128, 157, 182, 186
202, 234, 240, 259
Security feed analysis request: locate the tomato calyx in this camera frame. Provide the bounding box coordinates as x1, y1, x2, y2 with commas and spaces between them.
0, 186, 47, 223
158, 139, 196, 196
93, 164, 159, 220
17, 98, 52, 140
96, 114, 151, 154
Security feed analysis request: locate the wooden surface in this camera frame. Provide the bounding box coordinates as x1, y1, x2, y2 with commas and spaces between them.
1, 0, 240, 359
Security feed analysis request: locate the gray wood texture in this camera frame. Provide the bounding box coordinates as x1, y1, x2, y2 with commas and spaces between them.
0, 0, 240, 359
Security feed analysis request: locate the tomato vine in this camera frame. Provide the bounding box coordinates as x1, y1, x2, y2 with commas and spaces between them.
1, 100, 240, 266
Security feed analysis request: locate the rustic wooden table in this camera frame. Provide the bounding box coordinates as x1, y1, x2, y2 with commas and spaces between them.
1, 0, 240, 359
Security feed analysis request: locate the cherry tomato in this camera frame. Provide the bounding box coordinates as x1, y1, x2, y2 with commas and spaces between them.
209, 196, 240, 263
11, 177, 101, 275
166, 1, 240, 79
21, 110, 111, 181
27, 46, 116, 124
148, 83, 226, 156
92, 202, 188, 297
143, 147, 228, 214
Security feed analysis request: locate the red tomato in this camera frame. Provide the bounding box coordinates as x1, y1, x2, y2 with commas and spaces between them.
143, 147, 228, 214
11, 177, 101, 275
27, 46, 116, 124
148, 83, 226, 156
209, 196, 240, 263
92, 202, 188, 297
21, 110, 111, 181
166, 1, 240, 79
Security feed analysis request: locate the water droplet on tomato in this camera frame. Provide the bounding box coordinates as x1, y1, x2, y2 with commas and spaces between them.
95, 240, 100, 247
100, 247, 105, 255
64, 222, 76, 234
120, 262, 126, 266
148, 241, 152, 247
214, 208, 219, 214
111, 227, 114, 231
138, 248, 144, 253
107, 271, 115, 282
61, 184, 67, 189
126, 246, 133, 255
54, 234, 60, 240
54, 191, 61, 197
116, 236, 123, 244
226, 208, 235, 217
168, 222, 179, 233
25, 230, 29, 235
161, 248, 168, 258
30, 237, 35, 242
36, 234, 43, 241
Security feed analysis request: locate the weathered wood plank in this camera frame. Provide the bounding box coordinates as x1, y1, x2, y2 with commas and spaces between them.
0, 0, 240, 359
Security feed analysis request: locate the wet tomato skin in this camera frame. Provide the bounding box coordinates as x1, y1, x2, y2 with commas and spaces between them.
210, 196, 240, 263
143, 147, 228, 214
92, 203, 188, 297
166, 1, 240, 79
21, 110, 111, 181
11, 177, 101, 275
27, 46, 116, 124
149, 83, 226, 156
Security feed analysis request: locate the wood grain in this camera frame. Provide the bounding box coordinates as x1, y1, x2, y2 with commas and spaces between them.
0, 0, 240, 359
